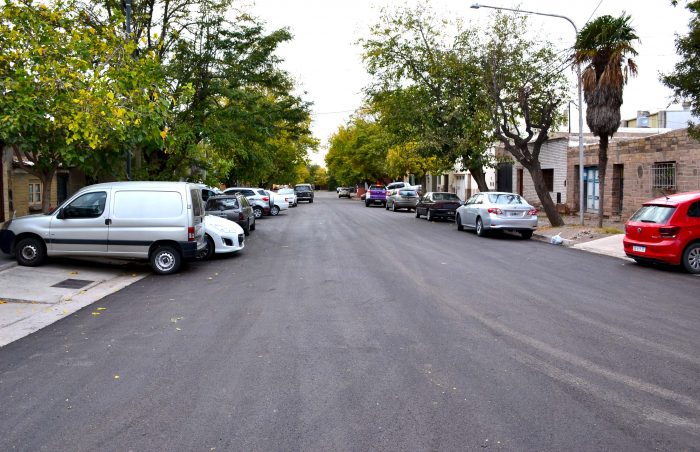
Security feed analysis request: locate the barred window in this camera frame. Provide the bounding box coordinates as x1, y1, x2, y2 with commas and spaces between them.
651, 162, 676, 189
28, 183, 42, 204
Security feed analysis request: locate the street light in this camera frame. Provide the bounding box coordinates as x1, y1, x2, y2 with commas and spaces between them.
471, 3, 585, 225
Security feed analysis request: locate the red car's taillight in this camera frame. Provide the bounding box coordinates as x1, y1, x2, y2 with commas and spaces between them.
659, 226, 680, 238
487, 208, 503, 215
527, 209, 538, 216
188, 226, 195, 241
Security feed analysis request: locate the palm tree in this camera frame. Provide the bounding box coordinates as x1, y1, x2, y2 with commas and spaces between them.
572, 14, 639, 227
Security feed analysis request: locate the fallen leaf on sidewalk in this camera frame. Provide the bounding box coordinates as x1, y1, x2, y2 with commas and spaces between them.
91, 312, 100, 316
97, 307, 106, 311
69, 271, 78, 275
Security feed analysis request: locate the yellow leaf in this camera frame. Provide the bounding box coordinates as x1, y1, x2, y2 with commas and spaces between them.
0, 300, 6, 304
97, 307, 106, 311
91, 312, 100, 316
114, 375, 120, 379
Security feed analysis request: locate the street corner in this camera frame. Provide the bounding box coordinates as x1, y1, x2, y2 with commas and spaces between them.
0, 260, 150, 348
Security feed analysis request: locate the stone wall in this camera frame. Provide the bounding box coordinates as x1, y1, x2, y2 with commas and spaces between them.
567, 129, 700, 219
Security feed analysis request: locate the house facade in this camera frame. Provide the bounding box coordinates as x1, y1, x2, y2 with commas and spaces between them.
566, 128, 700, 219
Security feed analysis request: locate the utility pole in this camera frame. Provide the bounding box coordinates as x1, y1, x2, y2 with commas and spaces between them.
125, 0, 133, 180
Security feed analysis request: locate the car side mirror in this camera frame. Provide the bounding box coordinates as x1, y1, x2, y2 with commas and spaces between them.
56, 208, 65, 219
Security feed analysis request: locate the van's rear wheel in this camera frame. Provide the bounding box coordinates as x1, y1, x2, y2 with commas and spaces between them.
16, 237, 46, 267
150, 245, 182, 275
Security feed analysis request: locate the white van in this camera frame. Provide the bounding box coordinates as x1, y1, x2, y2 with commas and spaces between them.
0, 182, 206, 275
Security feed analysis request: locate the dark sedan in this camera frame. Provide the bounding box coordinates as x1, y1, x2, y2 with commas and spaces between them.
205, 194, 256, 236
415, 192, 462, 221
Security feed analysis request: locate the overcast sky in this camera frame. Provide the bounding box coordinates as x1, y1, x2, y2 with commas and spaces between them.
248, 0, 693, 165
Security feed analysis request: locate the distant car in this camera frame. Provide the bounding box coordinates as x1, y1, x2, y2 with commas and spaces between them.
386, 188, 419, 211
197, 215, 245, 260
456, 192, 538, 239
365, 184, 387, 207
623, 191, 700, 273
205, 194, 255, 236
415, 192, 462, 221
223, 187, 271, 218
277, 188, 297, 207
338, 187, 351, 198
196, 184, 222, 202
294, 184, 314, 203
266, 190, 290, 215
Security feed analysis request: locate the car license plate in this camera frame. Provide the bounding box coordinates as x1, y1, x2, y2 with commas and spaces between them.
633, 245, 646, 253
509, 211, 519, 217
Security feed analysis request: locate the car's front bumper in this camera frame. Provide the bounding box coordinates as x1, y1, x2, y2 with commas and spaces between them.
214, 233, 245, 254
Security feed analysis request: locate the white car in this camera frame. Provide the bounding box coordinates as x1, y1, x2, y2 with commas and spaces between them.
267, 190, 290, 215
198, 215, 245, 260
276, 188, 297, 207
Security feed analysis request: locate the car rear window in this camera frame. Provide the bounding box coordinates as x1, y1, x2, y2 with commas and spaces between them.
487, 193, 525, 204
369, 185, 385, 190
207, 198, 239, 210
629, 205, 676, 224
399, 190, 416, 196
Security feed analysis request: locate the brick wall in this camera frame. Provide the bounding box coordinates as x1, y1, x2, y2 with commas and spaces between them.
567, 129, 700, 218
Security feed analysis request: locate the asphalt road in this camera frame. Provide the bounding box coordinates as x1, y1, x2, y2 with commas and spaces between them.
1, 191, 699, 451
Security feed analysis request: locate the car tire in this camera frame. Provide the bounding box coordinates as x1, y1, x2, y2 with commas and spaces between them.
197, 235, 215, 260
415, 209, 421, 218
385, 202, 390, 210
476, 217, 486, 237
521, 230, 533, 240
456, 214, 464, 231
271, 205, 280, 216
150, 245, 182, 275
310, 199, 314, 203
365, 201, 370, 207
392, 202, 398, 212
15, 237, 46, 267
250, 218, 256, 231
426, 209, 433, 222
253, 207, 263, 219
682, 243, 700, 274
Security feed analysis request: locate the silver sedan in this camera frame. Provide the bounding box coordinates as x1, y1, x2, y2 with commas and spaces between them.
455, 192, 538, 239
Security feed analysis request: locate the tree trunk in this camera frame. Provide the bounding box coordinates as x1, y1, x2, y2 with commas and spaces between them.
527, 163, 564, 227
40, 170, 56, 214
468, 165, 489, 193
597, 134, 608, 228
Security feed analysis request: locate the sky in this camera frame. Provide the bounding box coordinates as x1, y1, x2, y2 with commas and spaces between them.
247, 0, 693, 166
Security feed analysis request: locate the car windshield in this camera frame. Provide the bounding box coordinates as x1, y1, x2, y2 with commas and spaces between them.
488, 193, 525, 205
629, 205, 676, 224
295, 186, 311, 192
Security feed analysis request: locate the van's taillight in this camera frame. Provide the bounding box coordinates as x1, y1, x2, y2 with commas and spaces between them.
659, 226, 680, 238
487, 208, 503, 215
188, 226, 195, 241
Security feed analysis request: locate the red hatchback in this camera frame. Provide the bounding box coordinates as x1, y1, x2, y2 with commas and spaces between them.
623, 191, 700, 273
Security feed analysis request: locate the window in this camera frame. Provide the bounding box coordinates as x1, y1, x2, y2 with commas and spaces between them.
629, 205, 675, 224
651, 162, 676, 189
688, 201, 700, 218
63, 191, 107, 219
542, 169, 554, 192
28, 182, 41, 205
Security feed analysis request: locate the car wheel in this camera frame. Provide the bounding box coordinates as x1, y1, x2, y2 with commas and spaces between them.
250, 217, 256, 231
385, 202, 390, 210
309, 199, 314, 203
150, 245, 182, 275
521, 230, 533, 240
15, 237, 46, 267
253, 207, 263, 219
244, 219, 251, 236
456, 214, 464, 231
476, 217, 486, 237
392, 202, 397, 212
365, 201, 370, 207
426, 209, 433, 222
197, 235, 215, 260
682, 243, 700, 274
415, 209, 421, 218
271, 205, 280, 216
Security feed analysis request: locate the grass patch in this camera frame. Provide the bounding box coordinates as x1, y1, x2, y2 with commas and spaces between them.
597, 227, 624, 234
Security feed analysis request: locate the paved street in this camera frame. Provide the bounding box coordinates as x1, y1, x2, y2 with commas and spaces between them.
1, 191, 698, 451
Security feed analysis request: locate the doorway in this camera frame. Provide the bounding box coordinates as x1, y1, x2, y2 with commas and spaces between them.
584, 166, 599, 212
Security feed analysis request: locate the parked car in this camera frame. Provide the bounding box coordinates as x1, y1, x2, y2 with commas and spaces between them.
266, 190, 290, 215
223, 187, 271, 218
277, 188, 297, 207
196, 184, 222, 202
386, 181, 413, 194
365, 184, 387, 207
455, 192, 538, 239
623, 191, 700, 273
416, 192, 462, 221
0, 182, 206, 275
197, 215, 245, 260
294, 184, 314, 203
205, 194, 255, 236
386, 188, 419, 211
338, 187, 351, 198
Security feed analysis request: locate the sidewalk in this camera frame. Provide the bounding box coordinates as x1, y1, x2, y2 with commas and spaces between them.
0, 255, 149, 347
532, 214, 631, 261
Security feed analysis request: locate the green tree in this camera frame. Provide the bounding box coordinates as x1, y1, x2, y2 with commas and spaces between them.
662, 1, 700, 139
325, 117, 389, 186
481, 13, 568, 226
573, 14, 639, 227
0, 0, 172, 212
385, 142, 452, 182
361, 4, 495, 191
